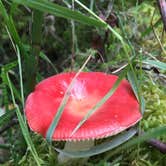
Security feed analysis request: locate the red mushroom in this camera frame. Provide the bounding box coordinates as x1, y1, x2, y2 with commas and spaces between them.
25, 72, 142, 163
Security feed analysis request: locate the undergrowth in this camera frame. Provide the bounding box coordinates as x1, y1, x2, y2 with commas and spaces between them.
0, 0, 166, 166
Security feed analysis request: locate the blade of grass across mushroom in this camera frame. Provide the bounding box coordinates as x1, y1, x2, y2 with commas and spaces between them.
46, 51, 96, 141
71, 66, 129, 136
13, 0, 106, 28
6, 73, 43, 166
55, 127, 137, 158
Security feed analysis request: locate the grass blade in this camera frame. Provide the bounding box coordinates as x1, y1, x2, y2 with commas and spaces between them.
6, 20, 24, 106
55, 127, 137, 158
71, 67, 128, 136
6, 73, 43, 166
127, 71, 139, 100
106, 126, 166, 159
27, 9, 43, 92
74, 1, 140, 128
46, 53, 94, 141
143, 59, 166, 70
13, 0, 106, 28
39, 52, 58, 73
127, 71, 145, 114
16, 46, 24, 107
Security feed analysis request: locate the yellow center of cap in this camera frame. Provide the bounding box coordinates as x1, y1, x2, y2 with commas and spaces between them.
66, 94, 100, 117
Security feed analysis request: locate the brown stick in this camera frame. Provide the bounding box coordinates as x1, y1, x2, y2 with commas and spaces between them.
157, 0, 166, 31
140, 130, 166, 154
147, 138, 166, 153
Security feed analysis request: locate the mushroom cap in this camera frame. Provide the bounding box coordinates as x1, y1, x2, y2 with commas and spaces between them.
25, 72, 142, 141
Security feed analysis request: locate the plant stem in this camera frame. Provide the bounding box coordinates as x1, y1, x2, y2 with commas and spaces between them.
71, 0, 77, 69
25, 10, 43, 93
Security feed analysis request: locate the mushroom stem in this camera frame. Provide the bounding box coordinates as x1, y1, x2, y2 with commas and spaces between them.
58, 140, 94, 163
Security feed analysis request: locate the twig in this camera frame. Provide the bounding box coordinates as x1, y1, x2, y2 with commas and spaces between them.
139, 130, 166, 154
111, 63, 128, 74
157, 0, 166, 31
147, 138, 166, 153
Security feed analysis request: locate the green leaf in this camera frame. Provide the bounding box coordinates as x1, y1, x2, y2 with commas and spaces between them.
127, 71, 139, 100
55, 127, 137, 158
13, 0, 106, 28
107, 126, 166, 158
143, 59, 166, 70
127, 71, 145, 114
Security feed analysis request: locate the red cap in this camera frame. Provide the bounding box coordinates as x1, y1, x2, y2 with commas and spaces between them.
25, 72, 142, 141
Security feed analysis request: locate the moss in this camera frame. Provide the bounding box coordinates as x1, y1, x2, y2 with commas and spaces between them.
141, 80, 166, 141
